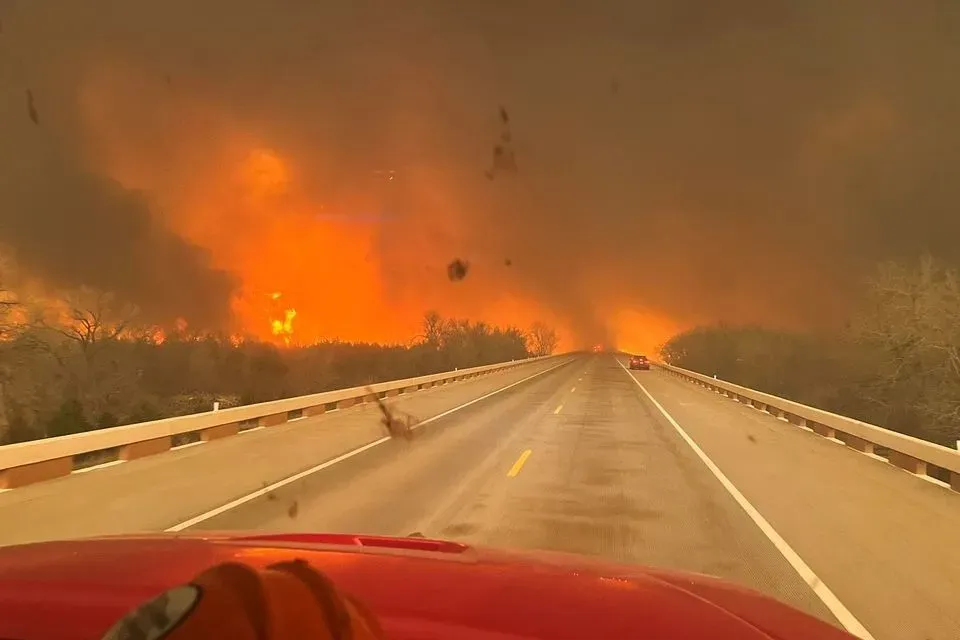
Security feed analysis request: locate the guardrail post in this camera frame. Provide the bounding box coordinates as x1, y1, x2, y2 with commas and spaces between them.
809, 423, 836, 439
0, 458, 72, 489
201, 423, 239, 441
842, 434, 875, 455
261, 413, 288, 427
888, 451, 927, 475
120, 436, 172, 461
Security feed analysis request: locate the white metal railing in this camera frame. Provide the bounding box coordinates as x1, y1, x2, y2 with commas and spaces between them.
0, 354, 565, 489
657, 362, 960, 493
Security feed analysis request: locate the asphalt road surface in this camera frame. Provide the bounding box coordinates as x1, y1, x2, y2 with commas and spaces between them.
0, 357, 569, 546
186, 356, 838, 634
2, 354, 956, 640
192, 355, 960, 640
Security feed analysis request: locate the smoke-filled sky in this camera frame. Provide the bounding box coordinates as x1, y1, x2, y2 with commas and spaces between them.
1, 0, 959, 351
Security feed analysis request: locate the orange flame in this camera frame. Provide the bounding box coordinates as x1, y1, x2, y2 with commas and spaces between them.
271, 308, 297, 346
73, 65, 596, 348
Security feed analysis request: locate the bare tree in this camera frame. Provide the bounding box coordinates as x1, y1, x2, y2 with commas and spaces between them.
47, 288, 138, 352
34, 287, 143, 426
527, 322, 559, 356
0, 286, 22, 441
0, 288, 20, 339
0, 283, 66, 443
418, 311, 446, 349
848, 255, 960, 439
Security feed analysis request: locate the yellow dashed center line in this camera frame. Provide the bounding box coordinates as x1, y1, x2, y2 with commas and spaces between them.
507, 449, 532, 477
570, 386, 576, 393
554, 403, 564, 415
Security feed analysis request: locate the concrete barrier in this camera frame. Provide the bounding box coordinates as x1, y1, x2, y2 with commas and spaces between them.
657, 362, 960, 493
0, 355, 562, 489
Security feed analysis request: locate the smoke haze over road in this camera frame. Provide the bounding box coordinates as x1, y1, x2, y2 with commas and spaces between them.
1, 1, 958, 350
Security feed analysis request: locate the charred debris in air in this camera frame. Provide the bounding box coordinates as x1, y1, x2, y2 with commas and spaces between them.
253, 390, 421, 518
484, 105, 517, 181
261, 481, 299, 519
443, 105, 521, 282
369, 386, 418, 441
6, 19, 40, 126
446, 259, 469, 282
26, 90, 38, 125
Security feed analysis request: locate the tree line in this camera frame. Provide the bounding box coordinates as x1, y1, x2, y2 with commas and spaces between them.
660, 256, 960, 446
0, 289, 559, 445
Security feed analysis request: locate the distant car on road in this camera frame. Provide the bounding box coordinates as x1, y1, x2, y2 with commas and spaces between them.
629, 355, 650, 370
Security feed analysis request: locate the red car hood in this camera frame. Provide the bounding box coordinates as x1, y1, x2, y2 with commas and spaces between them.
0, 532, 854, 640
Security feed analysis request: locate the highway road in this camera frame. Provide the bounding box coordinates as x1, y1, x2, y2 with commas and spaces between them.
1, 354, 957, 640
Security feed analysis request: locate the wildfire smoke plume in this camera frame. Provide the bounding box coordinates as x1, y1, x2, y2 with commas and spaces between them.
4, 1, 960, 355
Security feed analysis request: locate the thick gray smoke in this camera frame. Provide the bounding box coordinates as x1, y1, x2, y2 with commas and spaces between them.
1, 1, 959, 342
0, 10, 238, 326
0, 139, 238, 326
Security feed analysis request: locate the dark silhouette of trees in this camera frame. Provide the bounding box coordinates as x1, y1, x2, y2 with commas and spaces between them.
0, 299, 551, 445
662, 256, 960, 446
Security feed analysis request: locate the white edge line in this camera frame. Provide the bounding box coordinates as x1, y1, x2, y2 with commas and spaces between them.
73, 459, 126, 474
166, 358, 572, 532
616, 358, 875, 640
172, 440, 205, 450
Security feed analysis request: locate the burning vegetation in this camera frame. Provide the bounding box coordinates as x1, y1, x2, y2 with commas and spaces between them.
0, 273, 554, 445
267, 293, 297, 346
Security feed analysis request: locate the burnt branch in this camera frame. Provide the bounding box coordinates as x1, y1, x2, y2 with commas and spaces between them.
367, 386, 416, 441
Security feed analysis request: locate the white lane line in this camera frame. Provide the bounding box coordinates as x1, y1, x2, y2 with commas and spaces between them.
166, 359, 573, 532
616, 359, 875, 640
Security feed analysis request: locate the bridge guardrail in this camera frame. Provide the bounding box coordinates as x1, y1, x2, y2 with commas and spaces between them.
657, 362, 960, 493
0, 354, 564, 489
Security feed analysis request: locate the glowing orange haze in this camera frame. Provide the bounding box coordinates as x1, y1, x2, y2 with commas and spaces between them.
76, 63, 680, 354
